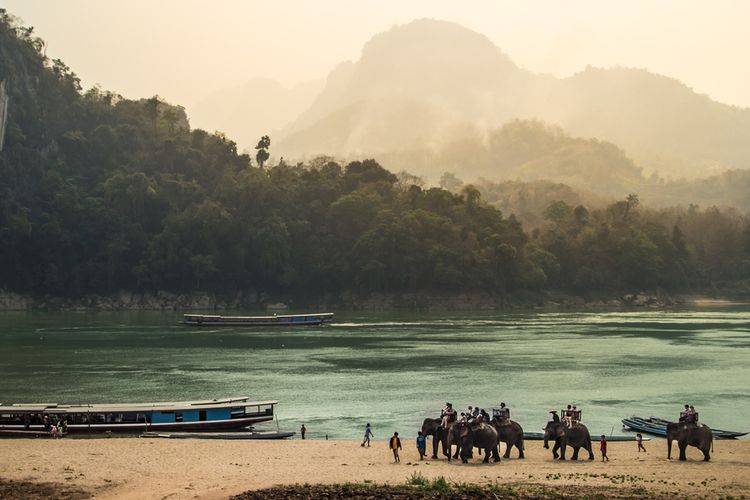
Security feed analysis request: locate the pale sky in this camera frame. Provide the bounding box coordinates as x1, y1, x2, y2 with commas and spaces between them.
4, 0, 750, 109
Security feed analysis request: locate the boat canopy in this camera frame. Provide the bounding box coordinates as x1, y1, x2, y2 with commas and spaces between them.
0, 399, 277, 414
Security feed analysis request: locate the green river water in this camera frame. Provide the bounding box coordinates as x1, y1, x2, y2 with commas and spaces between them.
0, 308, 748, 439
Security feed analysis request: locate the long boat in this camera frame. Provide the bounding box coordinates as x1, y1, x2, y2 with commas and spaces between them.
0, 397, 276, 434
183, 312, 334, 327
523, 432, 649, 441
622, 416, 748, 439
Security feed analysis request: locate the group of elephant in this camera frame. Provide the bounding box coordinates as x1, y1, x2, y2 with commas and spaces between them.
420, 415, 714, 464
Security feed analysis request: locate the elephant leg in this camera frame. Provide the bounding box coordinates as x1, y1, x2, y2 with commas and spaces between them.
679, 443, 687, 461
559, 443, 567, 460
431, 435, 439, 459
493, 446, 501, 462
587, 444, 594, 460
571, 446, 580, 461
703, 446, 711, 462
503, 444, 511, 459
667, 438, 672, 460
518, 442, 525, 459
483, 449, 490, 463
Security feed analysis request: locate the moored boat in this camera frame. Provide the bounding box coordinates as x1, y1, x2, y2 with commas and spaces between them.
183, 312, 334, 327
0, 397, 276, 434
622, 415, 747, 439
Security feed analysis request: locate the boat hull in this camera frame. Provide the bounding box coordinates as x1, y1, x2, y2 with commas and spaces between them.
622, 416, 747, 439
0, 415, 269, 434
183, 312, 334, 327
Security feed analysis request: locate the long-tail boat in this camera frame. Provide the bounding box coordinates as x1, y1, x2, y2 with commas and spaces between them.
183, 312, 334, 326
622, 415, 747, 439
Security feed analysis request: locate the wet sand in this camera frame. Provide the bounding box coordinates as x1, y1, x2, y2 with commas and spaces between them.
0, 438, 748, 499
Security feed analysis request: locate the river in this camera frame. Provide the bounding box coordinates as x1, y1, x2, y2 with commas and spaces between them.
0, 308, 748, 439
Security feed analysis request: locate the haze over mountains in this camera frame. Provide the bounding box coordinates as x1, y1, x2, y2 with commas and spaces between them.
194, 19, 749, 197
189, 78, 324, 152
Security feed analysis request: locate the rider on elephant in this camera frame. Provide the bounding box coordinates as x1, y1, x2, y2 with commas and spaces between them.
440, 403, 456, 429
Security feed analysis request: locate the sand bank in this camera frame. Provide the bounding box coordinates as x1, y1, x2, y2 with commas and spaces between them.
0, 438, 748, 499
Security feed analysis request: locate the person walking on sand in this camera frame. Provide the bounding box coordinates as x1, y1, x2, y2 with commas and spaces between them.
300, 424, 306, 439
361, 423, 374, 447
416, 431, 426, 460
389, 432, 402, 463
600, 435, 609, 462
636, 433, 646, 453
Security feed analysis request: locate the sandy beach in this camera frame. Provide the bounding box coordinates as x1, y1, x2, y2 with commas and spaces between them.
1, 437, 748, 499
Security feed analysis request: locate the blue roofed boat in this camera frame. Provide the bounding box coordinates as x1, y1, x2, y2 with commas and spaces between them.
183, 312, 334, 327
622, 416, 747, 439
0, 397, 276, 434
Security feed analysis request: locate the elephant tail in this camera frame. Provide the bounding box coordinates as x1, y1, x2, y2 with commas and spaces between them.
711, 438, 714, 453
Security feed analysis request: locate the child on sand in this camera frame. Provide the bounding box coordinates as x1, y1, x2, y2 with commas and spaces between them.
637, 433, 646, 452
600, 435, 609, 462
416, 431, 426, 459
361, 423, 374, 447
389, 432, 402, 463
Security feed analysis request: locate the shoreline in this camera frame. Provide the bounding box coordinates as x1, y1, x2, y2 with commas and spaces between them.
0, 438, 747, 499
0, 289, 747, 312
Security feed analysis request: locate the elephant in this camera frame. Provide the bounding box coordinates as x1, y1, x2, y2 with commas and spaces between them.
666, 422, 713, 461
543, 421, 594, 460
450, 421, 501, 463
421, 417, 453, 459
490, 417, 525, 458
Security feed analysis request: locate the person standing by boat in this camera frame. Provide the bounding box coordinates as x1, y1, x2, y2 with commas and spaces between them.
389, 432, 402, 463
636, 433, 646, 452
361, 423, 374, 447
300, 424, 306, 439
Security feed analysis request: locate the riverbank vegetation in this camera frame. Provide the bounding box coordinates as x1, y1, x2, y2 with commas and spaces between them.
1, 11, 749, 301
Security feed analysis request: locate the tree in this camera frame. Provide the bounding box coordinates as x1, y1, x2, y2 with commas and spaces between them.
255, 135, 270, 168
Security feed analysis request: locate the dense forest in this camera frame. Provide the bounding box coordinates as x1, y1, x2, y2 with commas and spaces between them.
1, 11, 749, 301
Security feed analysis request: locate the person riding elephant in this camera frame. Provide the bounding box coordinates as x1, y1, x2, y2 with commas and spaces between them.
421, 417, 454, 459
666, 421, 713, 461
490, 416, 525, 458
543, 420, 594, 460
451, 421, 501, 464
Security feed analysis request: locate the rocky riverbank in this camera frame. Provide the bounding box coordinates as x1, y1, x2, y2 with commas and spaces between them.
0, 288, 734, 312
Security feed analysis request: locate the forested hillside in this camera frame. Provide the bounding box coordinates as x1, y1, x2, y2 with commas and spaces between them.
1, 11, 749, 301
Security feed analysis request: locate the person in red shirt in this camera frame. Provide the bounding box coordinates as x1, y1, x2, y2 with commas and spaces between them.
600, 435, 609, 462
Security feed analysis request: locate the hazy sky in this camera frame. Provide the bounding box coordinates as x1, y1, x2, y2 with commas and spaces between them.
4, 0, 750, 109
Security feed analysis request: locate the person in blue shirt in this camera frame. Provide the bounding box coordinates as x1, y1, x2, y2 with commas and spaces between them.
416, 431, 426, 459
361, 422, 374, 447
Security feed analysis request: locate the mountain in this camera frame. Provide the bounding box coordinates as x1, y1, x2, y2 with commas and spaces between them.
277, 19, 750, 184
189, 77, 323, 151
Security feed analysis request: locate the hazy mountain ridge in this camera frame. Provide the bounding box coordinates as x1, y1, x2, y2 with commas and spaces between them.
277, 19, 750, 184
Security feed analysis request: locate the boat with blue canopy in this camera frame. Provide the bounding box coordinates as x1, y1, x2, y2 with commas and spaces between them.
0, 397, 276, 434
